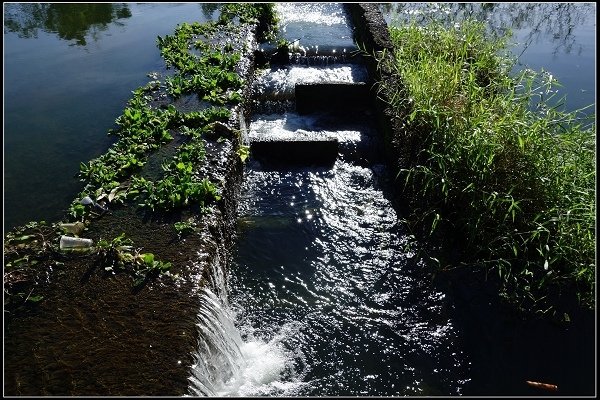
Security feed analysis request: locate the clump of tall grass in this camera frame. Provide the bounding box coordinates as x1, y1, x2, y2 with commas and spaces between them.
380, 20, 595, 317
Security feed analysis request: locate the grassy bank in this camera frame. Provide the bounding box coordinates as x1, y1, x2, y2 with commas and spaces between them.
379, 21, 595, 318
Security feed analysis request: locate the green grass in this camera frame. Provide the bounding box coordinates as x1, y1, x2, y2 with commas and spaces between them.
379, 20, 595, 317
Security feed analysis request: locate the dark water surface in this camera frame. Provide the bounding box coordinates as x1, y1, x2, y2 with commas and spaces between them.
225, 160, 471, 396
3, 3, 596, 397
3, 3, 221, 233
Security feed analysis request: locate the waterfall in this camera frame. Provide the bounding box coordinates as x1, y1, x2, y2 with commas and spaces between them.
187, 248, 308, 397
188, 287, 244, 397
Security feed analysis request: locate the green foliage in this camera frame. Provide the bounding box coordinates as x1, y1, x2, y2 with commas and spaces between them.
4, 221, 59, 269
182, 107, 231, 128
77, 97, 179, 200
5, 3, 275, 313
237, 144, 250, 162
96, 232, 135, 272
158, 19, 244, 103
156, 3, 278, 102
133, 138, 221, 212
382, 20, 596, 315
75, 102, 232, 214
174, 220, 196, 237
137, 252, 172, 275
95, 233, 173, 287
220, 3, 279, 42
4, 221, 63, 311
73, 4, 252, 208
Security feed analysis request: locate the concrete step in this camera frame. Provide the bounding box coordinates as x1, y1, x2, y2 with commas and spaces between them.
250, 133, 338, 166
295, 82, 370, 115
258, 43, 364, 67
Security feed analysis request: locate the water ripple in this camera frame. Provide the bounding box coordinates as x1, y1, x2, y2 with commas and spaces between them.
226, 160, 470, 395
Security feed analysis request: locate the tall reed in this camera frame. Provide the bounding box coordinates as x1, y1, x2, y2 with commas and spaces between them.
379, 21, 595, 317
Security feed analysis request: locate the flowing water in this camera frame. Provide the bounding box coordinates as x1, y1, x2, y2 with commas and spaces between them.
225, 163, 470, 396
184, 3, 595, 396
187, 3, 469, 396
4, 3, 596, 397
189, 121, 471, 395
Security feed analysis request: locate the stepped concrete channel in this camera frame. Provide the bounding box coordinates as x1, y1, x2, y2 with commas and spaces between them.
4, 3, 594, 397
190, 3, 594, 397
3, 4, 383, 397
186, 3, 469, 396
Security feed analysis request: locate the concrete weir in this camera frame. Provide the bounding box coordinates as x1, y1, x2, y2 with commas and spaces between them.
345, 3, 411, 170
3, 15, 258, 398
3, 3, 397, 397
247, 3, 393, 169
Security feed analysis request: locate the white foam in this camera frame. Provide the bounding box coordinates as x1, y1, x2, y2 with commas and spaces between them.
249, 113, 362, 144
254, 65, 368, 100
189, 287, 308, 397
276, 3, 347, 26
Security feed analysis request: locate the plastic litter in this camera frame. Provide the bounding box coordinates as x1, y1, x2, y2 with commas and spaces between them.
60, 235, 93, 252
59, 222, 86, 236
80, 196, 108, 216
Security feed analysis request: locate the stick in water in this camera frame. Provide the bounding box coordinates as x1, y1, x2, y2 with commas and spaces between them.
526, 380, 558, 392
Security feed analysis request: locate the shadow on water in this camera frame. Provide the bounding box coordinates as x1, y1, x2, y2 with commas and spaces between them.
424, 255, 596, 396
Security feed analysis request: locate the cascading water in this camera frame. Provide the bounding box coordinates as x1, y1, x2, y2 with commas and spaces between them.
253, 65, 368, 101
224, 143, 470, 396
188, 3, 471, 396
188, 244, 309, 397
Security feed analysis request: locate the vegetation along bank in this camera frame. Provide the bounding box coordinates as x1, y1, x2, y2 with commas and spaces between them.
348, 3, 595, 322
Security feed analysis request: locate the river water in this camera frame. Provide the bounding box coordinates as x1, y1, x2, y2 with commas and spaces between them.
3, 3, 221, 233
221, 161, 470, 396
185, 3, 595, 397
189, 75, 472, 396
3, 3, 596, 397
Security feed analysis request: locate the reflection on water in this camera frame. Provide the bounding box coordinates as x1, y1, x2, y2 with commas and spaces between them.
381, 2, 596, 113
3, 3, 221, 233
3, 3, 132, 46
382, 2, 595, 56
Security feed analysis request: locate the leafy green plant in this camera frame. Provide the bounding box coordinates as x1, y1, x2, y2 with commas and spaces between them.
95, 233, 173, 288
379, 20, 595, 316
174, 220, 196, 237
95, 232, 136, 272
6, 2, 278, 313
137, 252, 172, 274
4, 221, 63, 311
237, 144, 250, 162
220, 3, 279, 42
